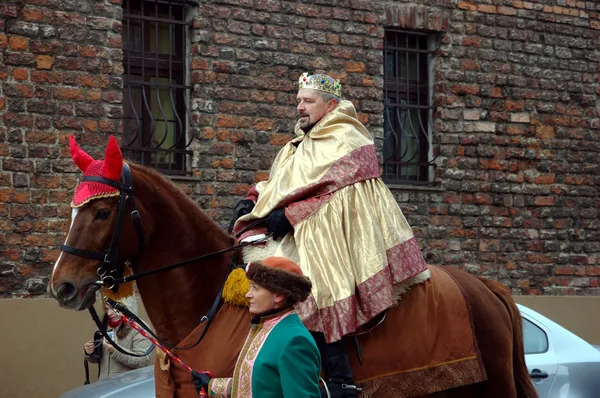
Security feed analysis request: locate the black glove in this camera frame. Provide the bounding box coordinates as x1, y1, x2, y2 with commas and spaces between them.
267, 208, 293, 239
228, 199, 255, 233
191, 370, 211, 395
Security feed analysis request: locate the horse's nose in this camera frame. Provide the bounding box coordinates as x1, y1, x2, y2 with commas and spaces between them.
56, 281, 77, 302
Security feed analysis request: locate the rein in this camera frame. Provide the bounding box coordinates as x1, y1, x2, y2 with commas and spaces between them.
99, 233, 270, 288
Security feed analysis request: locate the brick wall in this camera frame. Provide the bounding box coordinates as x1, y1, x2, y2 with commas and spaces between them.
1, 0, 599, 297
0, 0, 123, 295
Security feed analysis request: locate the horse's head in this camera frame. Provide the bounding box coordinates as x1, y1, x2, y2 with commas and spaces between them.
49, 136, 142, 310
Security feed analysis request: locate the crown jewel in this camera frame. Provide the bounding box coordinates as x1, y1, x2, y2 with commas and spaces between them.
298, 72, 342, 97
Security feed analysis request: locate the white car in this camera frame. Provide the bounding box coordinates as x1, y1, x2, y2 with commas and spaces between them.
519, 304, 600, 397
62, 305, 600, 398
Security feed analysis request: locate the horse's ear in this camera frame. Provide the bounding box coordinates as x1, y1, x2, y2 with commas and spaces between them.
104, 136, 123, 181
70, 135, 94, 172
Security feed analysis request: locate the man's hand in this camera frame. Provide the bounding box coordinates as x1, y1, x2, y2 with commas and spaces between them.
83, 341, 95, 355
267, 208, 292, 239
228, 199, 255, 233
191, 370, 211, 395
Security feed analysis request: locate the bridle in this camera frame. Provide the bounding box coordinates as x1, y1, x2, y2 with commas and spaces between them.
60, 163, 145, 292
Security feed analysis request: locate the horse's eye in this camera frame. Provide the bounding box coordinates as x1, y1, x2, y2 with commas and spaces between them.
95, 209, 110, 220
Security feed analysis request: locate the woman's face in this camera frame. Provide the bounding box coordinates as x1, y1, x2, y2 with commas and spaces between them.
245, 282, 283, 315
105, 304, 121, 322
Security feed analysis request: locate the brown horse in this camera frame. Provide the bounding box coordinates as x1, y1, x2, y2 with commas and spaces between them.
49, 144, 537, 398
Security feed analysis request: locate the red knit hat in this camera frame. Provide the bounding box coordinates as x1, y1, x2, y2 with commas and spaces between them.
70, 135, 123, 207
246, 257, 312, 304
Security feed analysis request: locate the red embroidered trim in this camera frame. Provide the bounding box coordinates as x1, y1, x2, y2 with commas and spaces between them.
297, 237, 428, 343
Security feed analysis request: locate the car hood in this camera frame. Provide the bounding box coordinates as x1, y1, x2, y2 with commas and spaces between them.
60, 366, 155, 398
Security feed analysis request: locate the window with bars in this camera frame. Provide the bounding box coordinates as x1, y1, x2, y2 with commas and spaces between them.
383, 30, 438, 184
121, 0, 193, 175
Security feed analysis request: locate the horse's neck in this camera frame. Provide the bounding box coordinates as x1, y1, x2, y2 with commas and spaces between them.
131, 168, 233, 346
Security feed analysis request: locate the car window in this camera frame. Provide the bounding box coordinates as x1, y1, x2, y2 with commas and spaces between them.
523, 318, 549, 354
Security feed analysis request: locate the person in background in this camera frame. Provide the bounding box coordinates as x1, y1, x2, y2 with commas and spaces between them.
83, 296, 152, 380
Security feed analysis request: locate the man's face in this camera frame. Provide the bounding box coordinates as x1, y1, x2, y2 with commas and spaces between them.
245, 281, 283, 315
296, 88, 336, 131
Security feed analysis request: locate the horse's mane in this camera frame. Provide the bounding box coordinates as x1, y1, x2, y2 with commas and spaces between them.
127, 162, 220, 230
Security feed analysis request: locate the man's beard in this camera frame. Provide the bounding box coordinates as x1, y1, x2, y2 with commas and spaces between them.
299, 115, 315, 133
300, 122, 316, 133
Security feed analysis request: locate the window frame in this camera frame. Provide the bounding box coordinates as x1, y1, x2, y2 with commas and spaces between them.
382, 29, 438, 185
121, 0, 193, 176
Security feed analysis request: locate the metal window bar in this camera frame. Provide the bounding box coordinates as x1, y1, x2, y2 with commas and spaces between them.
121, 0, 194, 175
382, 30, 439, 185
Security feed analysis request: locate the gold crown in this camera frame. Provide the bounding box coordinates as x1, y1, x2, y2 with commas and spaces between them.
298, 73, 342, 97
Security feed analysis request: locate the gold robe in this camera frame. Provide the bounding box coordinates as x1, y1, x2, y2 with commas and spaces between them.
234, 100, 429, 343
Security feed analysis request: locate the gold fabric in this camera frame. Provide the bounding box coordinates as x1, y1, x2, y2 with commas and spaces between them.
235, 100, 427, 341
238, 100, 376, 219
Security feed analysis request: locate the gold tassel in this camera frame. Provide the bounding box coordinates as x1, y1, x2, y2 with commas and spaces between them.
222, 268, 250, 307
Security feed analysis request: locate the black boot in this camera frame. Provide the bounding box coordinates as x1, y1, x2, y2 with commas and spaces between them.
312, 332, 360, 398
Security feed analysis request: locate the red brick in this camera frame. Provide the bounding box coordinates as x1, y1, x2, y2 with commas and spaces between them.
253, 118, 274, 131
87, 89, 102, 101
474, 193, 492, 205
504, 101, 523, 111
457, 1, 477, 11
463, 59, 480, 71
84, 120, 97, 132
270, 133, 292, 146
23, 7, 44, 22
534, 175, 555, 184
586, 267, 600, 276
215, 115, 237, 128
78, 75, 108, 88
462, 37, 482, 48
536, 125, 554, 139
507, 125, 524, 135
0, 34, 7, 50
216, 129, 230, 142
8, 36, 28, 51
54, 87, 84, 100
254, 171, 269, 182
534, 196, 555, 206
12, 68, 28, 81
232, 183, 251, 196
30, 71, 61, 84
450, 84, 480, 95
36, 55, 54, 70
477, 5, 497, 13
443, 193, 461, 204
345, 62, 365, 73
490, 87, 503, 98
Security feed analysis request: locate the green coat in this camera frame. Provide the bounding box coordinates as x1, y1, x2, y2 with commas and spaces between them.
209, 309, 321, 397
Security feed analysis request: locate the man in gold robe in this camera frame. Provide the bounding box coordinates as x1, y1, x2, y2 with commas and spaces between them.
231, 72, 430, 397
